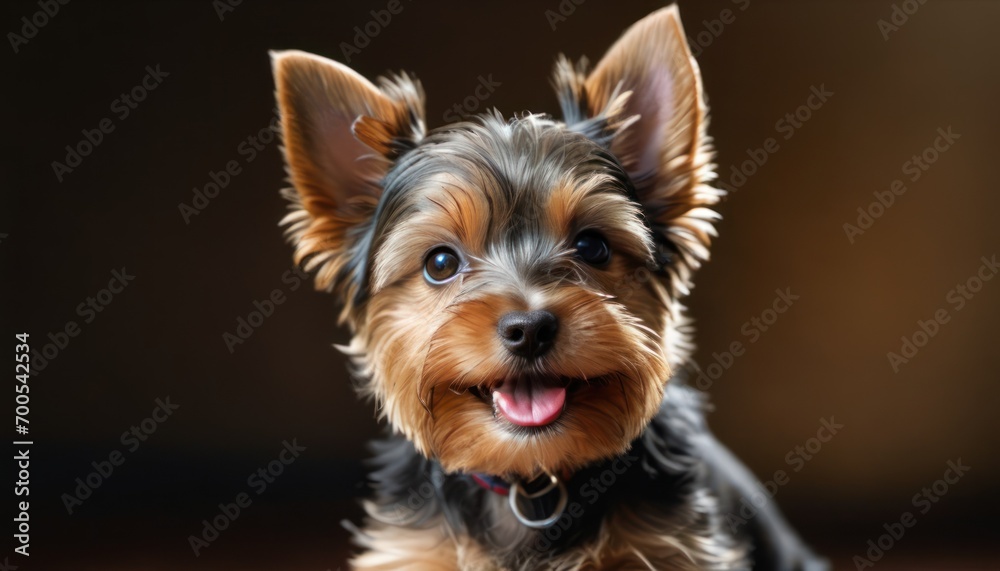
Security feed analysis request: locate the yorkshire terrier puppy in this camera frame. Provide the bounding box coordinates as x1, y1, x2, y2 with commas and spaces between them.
271, 6, 826, 570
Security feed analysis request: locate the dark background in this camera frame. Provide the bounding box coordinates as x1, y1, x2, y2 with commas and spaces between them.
3, 0, 999, 569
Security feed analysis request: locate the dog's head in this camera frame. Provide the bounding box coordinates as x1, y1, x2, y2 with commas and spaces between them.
272, 6, 718, 479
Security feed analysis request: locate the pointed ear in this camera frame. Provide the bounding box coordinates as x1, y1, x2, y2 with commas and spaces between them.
553, 6, 720, 294
271, 50, 425, 317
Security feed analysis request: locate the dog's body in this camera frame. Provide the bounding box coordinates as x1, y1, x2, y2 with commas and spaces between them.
355, 381, 823, 570
271, 6, 826, 569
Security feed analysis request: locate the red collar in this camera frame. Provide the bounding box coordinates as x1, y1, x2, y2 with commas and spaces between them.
469, 469, 574, 496
470, 473, 511, 496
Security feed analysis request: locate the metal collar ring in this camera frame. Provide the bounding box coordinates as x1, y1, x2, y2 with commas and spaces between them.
508, 473, 569, 529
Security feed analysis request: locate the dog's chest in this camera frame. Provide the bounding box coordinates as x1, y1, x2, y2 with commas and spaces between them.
474, 493, 739, 571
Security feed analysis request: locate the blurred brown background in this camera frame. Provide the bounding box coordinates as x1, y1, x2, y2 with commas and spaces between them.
3, 0, 998, 569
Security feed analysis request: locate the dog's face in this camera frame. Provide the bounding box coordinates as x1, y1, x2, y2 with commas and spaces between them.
272, 7, 718, 478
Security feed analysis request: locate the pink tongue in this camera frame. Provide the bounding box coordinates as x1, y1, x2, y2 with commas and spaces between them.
493, 379, 566, 427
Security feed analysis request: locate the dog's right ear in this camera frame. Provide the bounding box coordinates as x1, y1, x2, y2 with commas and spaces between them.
271, 50, 425, 320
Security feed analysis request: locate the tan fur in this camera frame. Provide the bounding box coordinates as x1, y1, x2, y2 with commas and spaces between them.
353, 176, 671, 476
350, 517, 465, 571
554, 6, 720, 301
272, 50, 425, 324
356, 496, 747, 571
271, 6, 740, 570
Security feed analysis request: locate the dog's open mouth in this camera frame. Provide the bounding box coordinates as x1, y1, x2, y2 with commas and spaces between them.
464, 376, 604, 428
491, 377, 568, 427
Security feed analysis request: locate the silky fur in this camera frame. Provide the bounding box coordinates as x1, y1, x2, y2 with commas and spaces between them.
349, 114, 674, 477
350, 493, 741, 571
349, 385, 752, 571
271, 5, 825, 570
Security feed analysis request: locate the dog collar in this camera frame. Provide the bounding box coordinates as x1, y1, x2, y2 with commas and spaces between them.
470, 473, 510, 496
469, 472, 569, 529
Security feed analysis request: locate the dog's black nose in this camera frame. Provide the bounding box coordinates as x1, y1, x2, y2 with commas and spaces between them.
497, 310, 558, 359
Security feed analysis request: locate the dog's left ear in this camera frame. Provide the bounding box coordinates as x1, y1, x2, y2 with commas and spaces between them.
271, 50, 425, 321
554, 6, 719, 293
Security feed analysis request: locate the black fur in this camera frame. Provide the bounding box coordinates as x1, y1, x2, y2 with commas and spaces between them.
356, 378, 829, 570
345, 112, 672, 312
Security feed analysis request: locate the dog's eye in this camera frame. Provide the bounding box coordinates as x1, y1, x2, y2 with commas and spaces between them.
573, 231, 611, 266
424, 247, 461, 284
